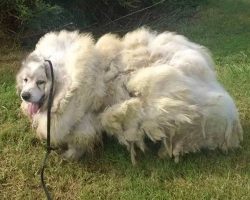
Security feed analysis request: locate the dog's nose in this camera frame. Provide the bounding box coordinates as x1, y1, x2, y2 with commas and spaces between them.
21, 92, 31, 101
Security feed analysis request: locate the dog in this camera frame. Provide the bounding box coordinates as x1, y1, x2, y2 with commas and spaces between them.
16, 28, 243, 164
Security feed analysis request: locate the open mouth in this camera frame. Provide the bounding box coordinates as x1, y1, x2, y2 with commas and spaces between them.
27, 95, 45, 117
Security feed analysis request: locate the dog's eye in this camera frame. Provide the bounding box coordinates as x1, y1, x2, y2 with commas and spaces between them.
23, 78, 28, 83
37, 80, 45, 85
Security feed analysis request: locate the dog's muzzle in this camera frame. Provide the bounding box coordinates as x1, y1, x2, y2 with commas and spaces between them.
23, 94, 46, 117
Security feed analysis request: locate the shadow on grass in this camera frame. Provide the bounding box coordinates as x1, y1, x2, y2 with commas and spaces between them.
68, 120, 250, 182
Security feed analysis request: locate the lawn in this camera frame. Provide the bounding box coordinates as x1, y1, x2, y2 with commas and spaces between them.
0, 0, 250, 199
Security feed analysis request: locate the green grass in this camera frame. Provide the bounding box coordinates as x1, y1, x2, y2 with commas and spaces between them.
1, 0, 250, 199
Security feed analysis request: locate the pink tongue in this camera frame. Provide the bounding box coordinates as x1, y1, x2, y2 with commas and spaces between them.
28, 103, 40, 116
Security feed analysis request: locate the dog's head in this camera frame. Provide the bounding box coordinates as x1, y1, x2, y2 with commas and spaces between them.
16, 53, 53, 117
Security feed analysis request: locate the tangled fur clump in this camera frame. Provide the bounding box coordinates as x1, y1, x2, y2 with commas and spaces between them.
16, 28, 243, 164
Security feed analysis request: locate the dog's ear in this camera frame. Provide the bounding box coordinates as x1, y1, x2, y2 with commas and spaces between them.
16, 63, 25, 95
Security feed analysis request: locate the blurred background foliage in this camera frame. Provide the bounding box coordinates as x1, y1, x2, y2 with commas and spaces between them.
0, 0, 203, 46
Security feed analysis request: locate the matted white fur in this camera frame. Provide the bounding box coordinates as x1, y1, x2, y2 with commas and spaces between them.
16, 28, 243, 163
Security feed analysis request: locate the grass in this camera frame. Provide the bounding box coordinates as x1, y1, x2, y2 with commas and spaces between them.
1, 0, 250, 199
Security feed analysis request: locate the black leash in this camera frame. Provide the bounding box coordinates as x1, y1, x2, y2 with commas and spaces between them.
40, 59, 55, 200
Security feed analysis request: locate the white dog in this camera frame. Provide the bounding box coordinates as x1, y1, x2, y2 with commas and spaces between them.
16, 28, 243, 164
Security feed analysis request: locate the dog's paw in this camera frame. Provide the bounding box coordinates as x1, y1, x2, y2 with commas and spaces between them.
62, 148, 83, 161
